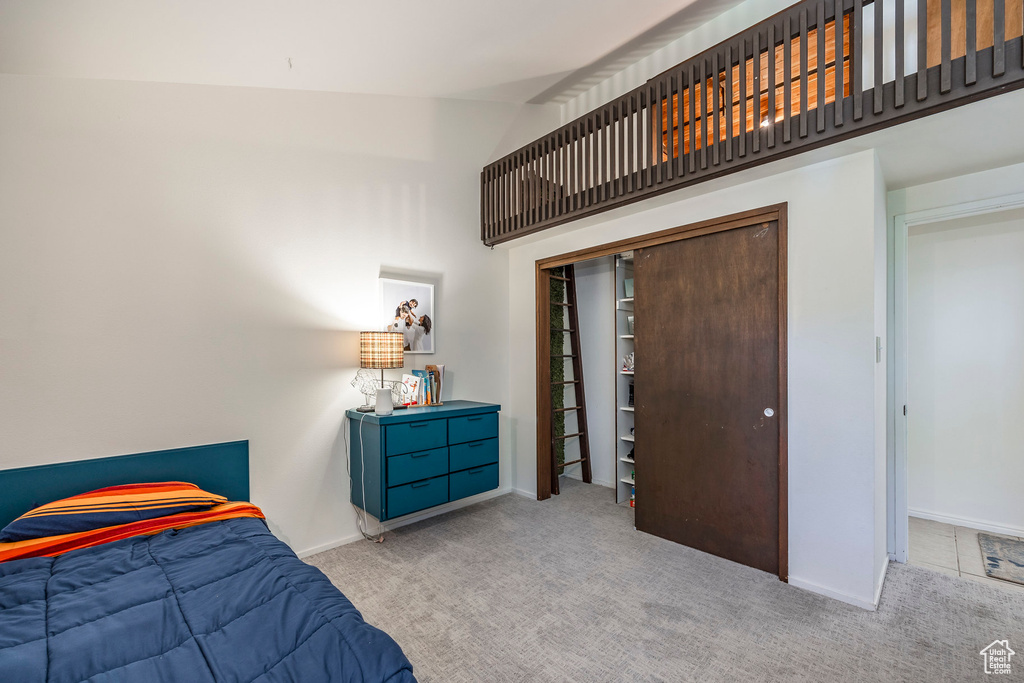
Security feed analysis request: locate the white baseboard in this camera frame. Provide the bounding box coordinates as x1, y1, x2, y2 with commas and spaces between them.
909, 508, 1024, 538
788, 575, 879, 611
560, 471, 616, 489
512, 487, 536, 499
297, 532, 364, 559
296, 486, 512, 558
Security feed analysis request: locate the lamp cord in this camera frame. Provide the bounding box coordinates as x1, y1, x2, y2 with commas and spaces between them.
343, 412, 384, 543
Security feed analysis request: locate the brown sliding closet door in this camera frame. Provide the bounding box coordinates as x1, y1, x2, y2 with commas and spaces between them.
634, 220, 785, 577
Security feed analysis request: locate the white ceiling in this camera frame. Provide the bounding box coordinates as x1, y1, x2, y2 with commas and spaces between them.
0, 0, 743, 103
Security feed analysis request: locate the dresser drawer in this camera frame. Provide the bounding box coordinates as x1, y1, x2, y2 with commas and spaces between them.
387, 475, 449, 518
387, 447, 448, 487
449, 437, 498, 472
448, 412, 497, 445
450, 464, 498, 502
385, 419, 447, 456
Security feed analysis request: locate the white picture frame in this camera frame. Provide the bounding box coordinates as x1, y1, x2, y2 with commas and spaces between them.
380, 277, 435, 354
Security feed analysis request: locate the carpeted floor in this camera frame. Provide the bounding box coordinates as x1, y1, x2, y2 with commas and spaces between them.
306, 479, 1024, 682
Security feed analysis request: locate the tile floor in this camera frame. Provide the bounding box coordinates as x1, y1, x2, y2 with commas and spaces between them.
908, 516, 1024, 591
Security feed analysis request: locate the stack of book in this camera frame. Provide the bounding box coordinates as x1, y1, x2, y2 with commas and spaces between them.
400, 364, 445, 406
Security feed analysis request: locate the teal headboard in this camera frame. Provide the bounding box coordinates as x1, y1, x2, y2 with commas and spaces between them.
0, 441, 249, 529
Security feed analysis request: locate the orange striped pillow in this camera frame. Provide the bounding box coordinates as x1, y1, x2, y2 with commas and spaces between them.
0, 482, 227, 542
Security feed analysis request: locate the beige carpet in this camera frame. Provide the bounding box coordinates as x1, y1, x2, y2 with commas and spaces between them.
306, 479, 1024, 682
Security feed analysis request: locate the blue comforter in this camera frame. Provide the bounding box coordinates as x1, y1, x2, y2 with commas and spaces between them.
0, 517, 415, 682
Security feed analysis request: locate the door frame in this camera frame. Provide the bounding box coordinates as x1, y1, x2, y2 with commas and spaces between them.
891, 191, 1024, 563
535, 203, 789, 581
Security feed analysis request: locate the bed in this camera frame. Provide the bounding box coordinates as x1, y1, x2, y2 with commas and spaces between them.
0, 441, 416, 682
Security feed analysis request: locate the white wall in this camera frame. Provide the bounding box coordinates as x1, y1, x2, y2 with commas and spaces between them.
906, 208, 1024, 536
872, 154, 890, 601
506, 151, 888, 609
0, 73, 559, 555
563, 0, 791, 120
561, 256, 616, 490
563, 0, 921, 121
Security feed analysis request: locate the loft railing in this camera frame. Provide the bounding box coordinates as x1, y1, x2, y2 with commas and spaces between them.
480, 0, 1024, 245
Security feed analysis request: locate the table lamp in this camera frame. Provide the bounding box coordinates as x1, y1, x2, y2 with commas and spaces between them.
359, 331, 404, 415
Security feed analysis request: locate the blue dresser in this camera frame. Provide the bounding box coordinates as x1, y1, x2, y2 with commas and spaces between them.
346, 400, 500, 521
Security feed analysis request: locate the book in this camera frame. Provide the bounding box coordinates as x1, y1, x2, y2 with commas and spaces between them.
401, 374, 421, 405
425, 364, 445, 405
411, 370, 429, 405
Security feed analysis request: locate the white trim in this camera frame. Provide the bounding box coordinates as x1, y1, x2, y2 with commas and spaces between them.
788, 576, 879, 611
296, 532, 365, 559
909, 509, 1024, 539
893, 215, 910, 563
873, 557, 889, 609
891, 191, 1024, 565
296, 486, 512, 558
898, 193, 1024, 229
513, 487, 537, 499
561, 470, 616, 489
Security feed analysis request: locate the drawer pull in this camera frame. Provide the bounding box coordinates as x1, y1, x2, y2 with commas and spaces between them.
410, 451, 431, 458
467, 416, 483, 422
468, 442, 483, 448
409, 423, 429, 428
469, 467, 486, 474
411, 481, 431, 488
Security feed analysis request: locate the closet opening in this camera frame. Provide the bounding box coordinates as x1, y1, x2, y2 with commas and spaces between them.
535, 204, 789, 581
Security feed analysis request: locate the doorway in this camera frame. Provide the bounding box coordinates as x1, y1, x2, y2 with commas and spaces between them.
893, 194, 1024, 590
535, 205, 788, 580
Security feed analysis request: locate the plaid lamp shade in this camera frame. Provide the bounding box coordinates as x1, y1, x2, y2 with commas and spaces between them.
359, 331, 404, 369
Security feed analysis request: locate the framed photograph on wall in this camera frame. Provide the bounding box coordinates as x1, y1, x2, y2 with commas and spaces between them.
380, 277, 435, 354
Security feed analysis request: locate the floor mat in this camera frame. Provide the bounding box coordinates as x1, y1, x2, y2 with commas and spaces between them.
979, 533, 1024, 585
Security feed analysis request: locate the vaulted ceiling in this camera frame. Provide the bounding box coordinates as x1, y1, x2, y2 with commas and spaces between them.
0, 0, 746, 103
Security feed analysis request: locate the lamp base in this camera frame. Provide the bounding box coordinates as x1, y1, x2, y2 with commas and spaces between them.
374, 388, 394, 416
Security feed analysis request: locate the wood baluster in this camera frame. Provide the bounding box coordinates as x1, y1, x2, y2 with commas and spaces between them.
659, 80, 666, 180
941, 0, 952, 92
739, 41, 748, 158
966, 0, 977, 85
712, 53, 722, 162
917, 0, 928, 100
619, 99, 627, 194
821, 0, 830, 126
753, 30, 762, 152
994, 0, 1006, 76
785, 17, 793, 142
801, 9, 809, 136
726, 46, 735, 161
700, 59, 709, 168
768, 25, 777, 148
625, 98, 632, 192
854, 0, 864, 118
874, 0, 884, 113
666, 77, 676, 180
836, 6, 846, 124
895, 0, 905, 106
